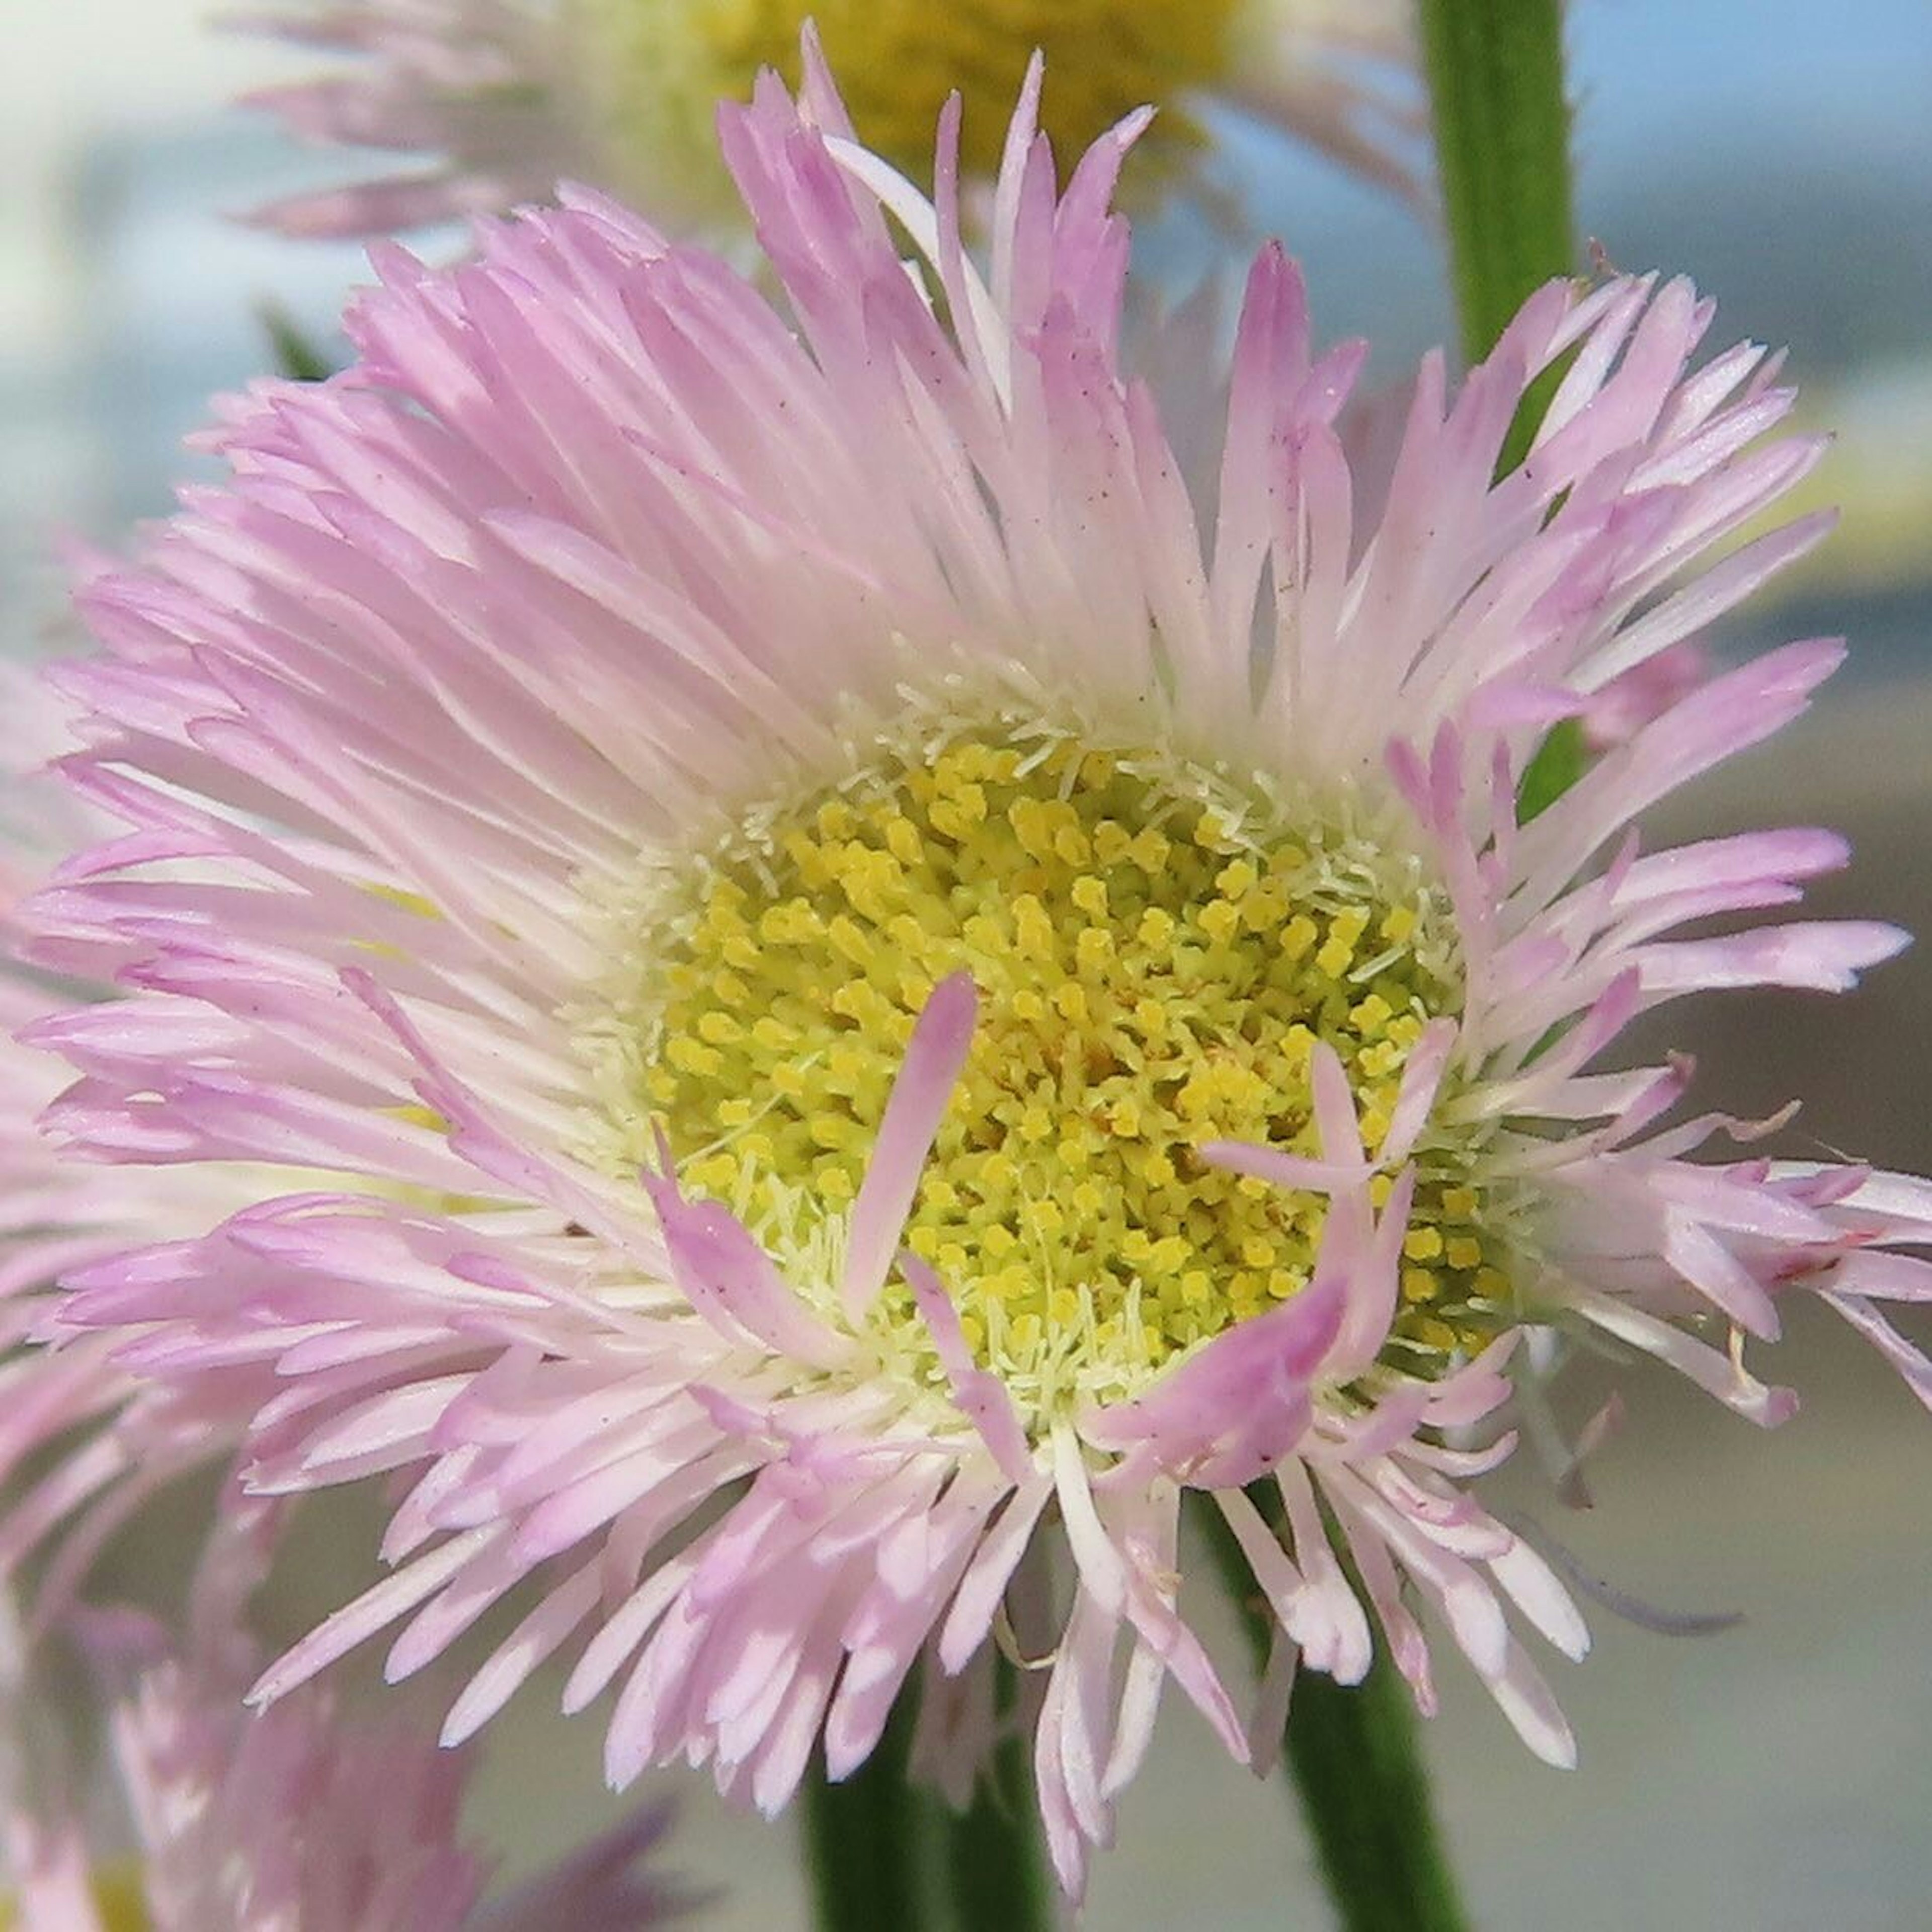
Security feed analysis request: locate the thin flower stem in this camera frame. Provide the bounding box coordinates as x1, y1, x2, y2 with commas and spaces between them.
257, 302, 338, 383
1418, 0, 1581, 799
1280, 1658, 1469, 1932
940, 1659, 1055, 1932
802, 1693, 930, 1932
1201, 1492, 1471, 1932
1416, 0, 1577, 368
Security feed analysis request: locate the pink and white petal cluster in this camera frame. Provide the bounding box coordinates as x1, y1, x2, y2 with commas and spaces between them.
1, 1518, 686, 1932
1229, 261, 1918, 1413
0, 667, 274, 1625
1386, 631, 1916, 1410
44, 982, 1580, 1897
10, 44, 1922, 1905
1551, 1159, 1932, 1420
1129, 222, 1920, 1415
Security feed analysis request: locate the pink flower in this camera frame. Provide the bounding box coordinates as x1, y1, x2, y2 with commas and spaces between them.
234, 0, 1419, 239
1, 1517, 687, 1931
18, 48, 1928, 1899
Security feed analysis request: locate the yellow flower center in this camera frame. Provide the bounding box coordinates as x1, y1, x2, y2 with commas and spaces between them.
575, 710, 1511, 1419
565, 0, 1246, 215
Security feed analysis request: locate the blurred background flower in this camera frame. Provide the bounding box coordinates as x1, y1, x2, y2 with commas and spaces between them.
2, 1, 1930, 1925
0, 1518, 691, 1930
231, 0, 1417, 239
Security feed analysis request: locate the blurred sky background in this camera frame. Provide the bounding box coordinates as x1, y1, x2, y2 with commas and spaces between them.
4, 3, 1931, 1926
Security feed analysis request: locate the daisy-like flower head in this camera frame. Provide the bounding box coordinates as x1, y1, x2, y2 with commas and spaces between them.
0, 1517, 687, 1931
20, 48, 1932, 1899
236, 0, 1418, 238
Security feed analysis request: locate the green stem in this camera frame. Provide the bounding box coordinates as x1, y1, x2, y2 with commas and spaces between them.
802, 1694, 929, 1932
1419, 0, 1583, 811
1203, 1494, 1470, 1932
257, 301, 338, 383
940, 1660, 1054, 1932
1280, 1661, 1468, 1932
1417, 0, 1577, 368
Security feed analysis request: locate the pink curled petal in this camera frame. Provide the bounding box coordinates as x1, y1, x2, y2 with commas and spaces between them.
1330, 1471, 1510, 1680
1657, 1156, 1843, 1241
1595, 1059, 1696, 1146
1419, 1331, 1520, 1431
1329, 1382, 1432, 1462
1278, 1460, 1373, 1683
1568, 1288, 1797, 1425
1637, 919, 1908, 997
842, 971, 978, 1321
1487, 1639, 1577, 1769
1815, 1166, 1932, 1239
937, 1474, 1053, 1675
248, 1527, 502, 1709
1379, 1017, 1459, 1165
1487, 1535, 1592, 1661
902, 1254, 1034, 1485
1371, 1464, 1512, 1559
1327, 1167, 1416, 1384
1819, 1291, 1932, 1411
1829, 1250, 1932, 1303
1403, 1428, 1520, 1480
640, 1159, 851, 1372
1080, 1262, 1342, 1490
1195, 1141, 1366, 1194
1662, 1212, 1781, 1339
1053, 1427, 1130, 1615
1308, 1040, 1365, 1166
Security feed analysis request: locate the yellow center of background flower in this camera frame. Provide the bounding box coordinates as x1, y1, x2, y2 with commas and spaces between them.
577, 720, 1511, 1411
0, 1864, 148, 1932
568, 0, 1246, 212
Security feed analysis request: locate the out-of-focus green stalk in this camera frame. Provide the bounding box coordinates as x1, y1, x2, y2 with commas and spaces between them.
802, 1695, 930, 1932
1279, 1659, 1469, 1932
1417, 0, 1577, 368
1202, 1493, 1470, 1931
1419, 0, 1582, 801
1516, 715, 1588, 822
940, 1659, 1054, 1932
258, 302, 338, 383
